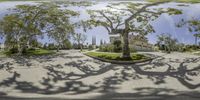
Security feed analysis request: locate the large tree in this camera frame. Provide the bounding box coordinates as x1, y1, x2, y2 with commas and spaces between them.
44, 3, 78, 52
0, 2, 80, 54
86, 1, 182, 59
0, 3, 53, 55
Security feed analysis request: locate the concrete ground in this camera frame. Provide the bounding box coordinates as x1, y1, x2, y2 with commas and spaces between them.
0, 50, 200, 100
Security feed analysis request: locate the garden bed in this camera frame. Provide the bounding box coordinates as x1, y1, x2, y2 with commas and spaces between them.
84, 52, 153, 64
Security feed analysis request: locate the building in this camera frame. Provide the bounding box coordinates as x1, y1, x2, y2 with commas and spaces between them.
109, 33, 154, 51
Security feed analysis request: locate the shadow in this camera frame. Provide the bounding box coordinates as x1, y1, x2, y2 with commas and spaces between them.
44, 60, 116, 81
95, 87, 200, 100
14, 80, 97, 95
0, 71, 20, 87
0, 52, 200, 99
0, 62, 14, 73
10, 56, 33, 67
0, 71, 97, 95
0, 92, 7, 96
131, 57, 200, 89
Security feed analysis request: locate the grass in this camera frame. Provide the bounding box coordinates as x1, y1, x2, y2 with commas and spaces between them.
85, 52, 149, 61
25, 49, 55, 56
1, 49, 55, 56
0, 50, 5, 57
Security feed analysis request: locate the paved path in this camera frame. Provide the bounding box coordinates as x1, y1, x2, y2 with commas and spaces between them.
0, 50, 200, 100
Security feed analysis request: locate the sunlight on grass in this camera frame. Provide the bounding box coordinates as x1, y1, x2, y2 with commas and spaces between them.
85, 52, 148, 61
25, 49, 55, 56
1, 49, 55, 56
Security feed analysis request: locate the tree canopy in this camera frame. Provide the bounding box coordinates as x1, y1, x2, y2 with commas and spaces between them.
0, 2, 82, 54
85, 1, 182, 58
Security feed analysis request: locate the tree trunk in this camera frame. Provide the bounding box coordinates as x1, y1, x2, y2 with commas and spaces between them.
57, 44, 60, 52
121, 32, 131, 59
80, 44, 83, 51
18, 47, 23, 55
18, 45, 26, 56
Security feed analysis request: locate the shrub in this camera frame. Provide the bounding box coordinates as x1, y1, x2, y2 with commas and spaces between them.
130, 47, 136, 53
88, 45, 94, 50
113, 40, 122, 52
9, 48, 18, 54
99, 44, 114, 52
62, 39, 72, 49
47, 43, 56, 50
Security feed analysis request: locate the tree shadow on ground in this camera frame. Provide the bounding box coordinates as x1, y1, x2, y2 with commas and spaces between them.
132, 57, 200, 89
94, 87, 200, 100
0, 71, 97, 95
0, 53, 200, 99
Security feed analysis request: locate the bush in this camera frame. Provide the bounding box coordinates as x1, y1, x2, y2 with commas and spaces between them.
113, 40, 122, 52
130, 47, 136, 53
86, 52, 147, 61
47, 43, 56, 50
9, 48, 18, 54
182, 45, 200, 52
27, 48, 36, 51
99, 44, 114, 52
88, 45, 94, 50
62, 39, 72, 50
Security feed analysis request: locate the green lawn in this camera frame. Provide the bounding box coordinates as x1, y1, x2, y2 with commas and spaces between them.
85, 52, 149, 61
25, 49, 55, 56
1, 49, 55, 56
0, 51, 5, 57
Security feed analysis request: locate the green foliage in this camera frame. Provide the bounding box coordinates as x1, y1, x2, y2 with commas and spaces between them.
182, 45, 200, 52
157, 33, 178, 53
86, 1, 182, 58
62, 39, 72, 49
8, 48, 19, 54
113, 40, 122, 53
25, 49, 55, 56
2, 48, 54, 56
88, 45, 94, 50
54, 1, 94, 7
47, 43, 57, 50
167, 8, 182, 15
99, 44, 114, 52
86, 52, 147, 61
0, 1, 81, 54
177, 19, 200, 45
72, 33, 87, 50
99, 42, 137, 53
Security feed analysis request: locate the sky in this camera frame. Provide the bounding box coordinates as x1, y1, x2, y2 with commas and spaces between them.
0, 1, 200, 45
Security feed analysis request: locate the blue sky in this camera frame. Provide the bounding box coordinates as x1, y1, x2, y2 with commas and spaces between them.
0, 1, 200, 45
